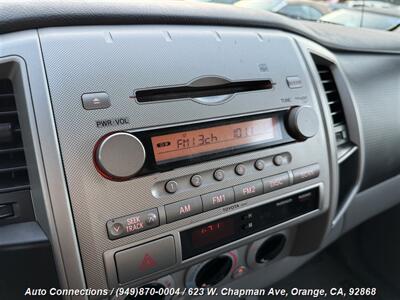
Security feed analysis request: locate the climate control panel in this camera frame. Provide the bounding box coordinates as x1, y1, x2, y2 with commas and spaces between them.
114, 230, 293, 300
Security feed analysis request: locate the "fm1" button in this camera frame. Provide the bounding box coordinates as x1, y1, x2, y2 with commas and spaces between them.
201, 188, 235, 211
262, 172, 290, 193
165, 197, 202, 223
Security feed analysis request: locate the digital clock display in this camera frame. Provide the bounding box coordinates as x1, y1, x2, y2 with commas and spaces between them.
151, 116, 282, 164
191, 218, 235, 248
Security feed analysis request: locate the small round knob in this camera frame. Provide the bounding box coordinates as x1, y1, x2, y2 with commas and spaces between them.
287, 106, 319, 140
94, 132, 145, 181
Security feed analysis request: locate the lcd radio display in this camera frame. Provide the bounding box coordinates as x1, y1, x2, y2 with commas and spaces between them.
151, 116, 282, 164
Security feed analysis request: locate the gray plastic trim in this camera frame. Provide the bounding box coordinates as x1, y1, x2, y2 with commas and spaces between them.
322, 56, 365, 226
0, 221, 48, 250
0, 33, 87, 299
291, 38, 339, 236
293, 36, 365, 227
337, 145, 358, 165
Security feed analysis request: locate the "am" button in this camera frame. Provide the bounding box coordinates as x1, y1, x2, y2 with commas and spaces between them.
165, 197, 202, 223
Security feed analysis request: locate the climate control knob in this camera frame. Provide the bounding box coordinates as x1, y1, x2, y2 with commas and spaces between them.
185, 251, 238, 288
94, 132, 145, 181
287, 106, 319, 140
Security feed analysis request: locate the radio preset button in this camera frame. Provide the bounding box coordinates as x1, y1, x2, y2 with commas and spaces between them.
292, 164, 320, 184
273, 155, 284, 166
190, 175, 202, 187
165, 180, 178, 194
235, 164, 246, 176
254, 159, 265, 171
213, 169, 225, 181
115, 236, 176, 283
165, 197, 202, 223
202, 188, 235, 211
263, 172, 290, 193
273, 153, 291, 166
234, 180, 263, 202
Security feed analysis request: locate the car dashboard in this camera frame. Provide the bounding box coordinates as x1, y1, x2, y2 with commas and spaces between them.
0, 1, 399, 300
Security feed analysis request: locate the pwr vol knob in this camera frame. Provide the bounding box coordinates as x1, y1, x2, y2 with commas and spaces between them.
94, 132, 146, 181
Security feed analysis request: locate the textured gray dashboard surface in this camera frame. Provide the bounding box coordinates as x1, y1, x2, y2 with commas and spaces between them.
1, 0, 400, 54
344, 175, 400, 231
335, 53, 400, 189
39, 25, 331, 290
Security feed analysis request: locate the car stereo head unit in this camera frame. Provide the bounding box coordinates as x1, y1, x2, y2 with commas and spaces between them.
39, 25, 333, 292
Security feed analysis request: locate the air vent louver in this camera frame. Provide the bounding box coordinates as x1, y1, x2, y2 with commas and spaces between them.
315, 65, 349, 147
0, 79, 29, 193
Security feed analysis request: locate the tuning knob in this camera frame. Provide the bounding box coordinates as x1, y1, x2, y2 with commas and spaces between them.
94, 132, 146, 181
287, 106, 319, 141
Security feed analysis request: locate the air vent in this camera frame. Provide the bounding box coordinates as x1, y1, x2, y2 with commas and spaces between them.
0, 79, 30, 193
315, 65, 349, 148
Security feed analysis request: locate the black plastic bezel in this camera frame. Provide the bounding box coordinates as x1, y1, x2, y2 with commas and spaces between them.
180, 187, 319, 260
131, 109, 294, 176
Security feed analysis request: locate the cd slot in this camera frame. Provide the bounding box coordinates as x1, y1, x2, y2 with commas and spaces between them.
135, 80, 273, 103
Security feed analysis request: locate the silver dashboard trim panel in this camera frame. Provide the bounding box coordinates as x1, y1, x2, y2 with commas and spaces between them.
37, 25, 333, 293
0, 31, 87, 299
